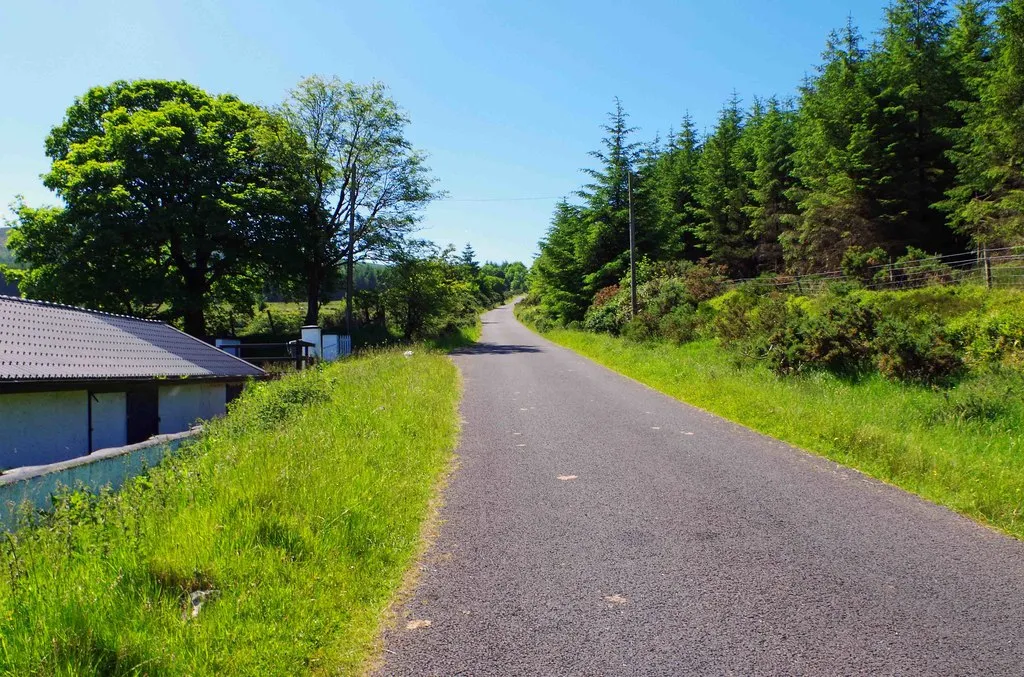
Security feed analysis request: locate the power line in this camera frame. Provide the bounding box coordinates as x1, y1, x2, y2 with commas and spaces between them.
435, 195, 564, 203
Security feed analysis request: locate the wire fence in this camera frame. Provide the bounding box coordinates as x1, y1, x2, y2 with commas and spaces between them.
727, 246, 1024, 295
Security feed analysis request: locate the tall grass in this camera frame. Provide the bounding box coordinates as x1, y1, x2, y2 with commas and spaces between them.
542, 329, 1024, 539
0, 351, 460, 675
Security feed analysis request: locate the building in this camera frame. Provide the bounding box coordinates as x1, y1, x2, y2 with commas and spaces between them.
0, 296, 265, 469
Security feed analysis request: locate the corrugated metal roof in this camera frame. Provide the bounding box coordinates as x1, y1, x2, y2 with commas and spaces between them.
0, 296, 265, 382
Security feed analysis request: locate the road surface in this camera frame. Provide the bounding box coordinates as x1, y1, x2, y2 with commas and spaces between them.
377, 302, 1024, 675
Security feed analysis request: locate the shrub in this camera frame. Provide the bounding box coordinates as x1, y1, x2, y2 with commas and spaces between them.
225, 367, 333, 432
682, 260, 729, 302
639, 276, 693, 318
737, 294, 878, 376
947, 309, 1024, 369
874, 317, 962, 384
659, 306, 700, 344
799, 296, 879, 374
891, 247, 956, 289
621, 311, 660, 343
591, 284, 620, 308
712, 291, 759, 342
583, 285, 630, 334
841, 246, 888, 285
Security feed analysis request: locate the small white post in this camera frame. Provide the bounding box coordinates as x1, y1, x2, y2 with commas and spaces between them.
300, 325, 322, 359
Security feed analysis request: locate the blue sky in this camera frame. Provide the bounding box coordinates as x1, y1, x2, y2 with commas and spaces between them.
0, 0, 888, 264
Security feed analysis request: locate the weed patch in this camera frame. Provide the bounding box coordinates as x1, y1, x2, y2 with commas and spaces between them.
0, 351, 461, 674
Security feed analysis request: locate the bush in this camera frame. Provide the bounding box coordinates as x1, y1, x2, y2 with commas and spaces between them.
621, 311, 660, 343
841, 246, 889, 285
681, 260, 729, 302
799, 296, 879, 374
583, 289, 629, 334
891, 247, 956, 289
874, 317, 963, 384
947, 309, 1024, 369
659, 306, 700, 344
712, 290, 759, 342
638, 276, 693, 318
225, 367, 333, 432
736, 293, 877, 376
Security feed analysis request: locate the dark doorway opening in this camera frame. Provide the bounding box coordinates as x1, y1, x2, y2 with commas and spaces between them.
126, 386, 159, 444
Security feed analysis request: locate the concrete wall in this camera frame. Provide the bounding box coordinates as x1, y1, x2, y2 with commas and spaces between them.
0, 382, 229, 470
158, 383, 226, 435
0, 431, 195, 531
0, 391, 88, 468
91, 392, 126, 451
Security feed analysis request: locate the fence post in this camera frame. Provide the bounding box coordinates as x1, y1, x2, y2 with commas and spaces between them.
984, 244, 992, 289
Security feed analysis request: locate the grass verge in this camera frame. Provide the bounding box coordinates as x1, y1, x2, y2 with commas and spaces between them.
0, 350, 461, 675
537, 327, 1024, 539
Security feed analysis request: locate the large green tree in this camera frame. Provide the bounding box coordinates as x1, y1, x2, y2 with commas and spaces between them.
869, 0, 962, 252
531, 201, 591, 323
742, 98, 799, 272
695, 94, 756, 276
576, 98, 644, 293
270, 76, 440, 329
942, 0, 1024, 245
8, 80, 289, 336
787, 21, 882, 271
651, 115, 703, 261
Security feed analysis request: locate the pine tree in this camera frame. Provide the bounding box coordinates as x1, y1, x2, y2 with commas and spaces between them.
651, 115, 703, 261
695, 94, 756, 276
940, 0, 998, 236
788, 19, 881, 271
870, 0, 961, 252
945, 0, 1024, 244
742, 98, 799, 272
577, 98, 642, 293
459, 242, 480, 273
532, 201, 591, 322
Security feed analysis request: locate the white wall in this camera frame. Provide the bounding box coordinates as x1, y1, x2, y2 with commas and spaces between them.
91, 392, 126, 451
0, 391, 88, 467
158, 383, 226, 434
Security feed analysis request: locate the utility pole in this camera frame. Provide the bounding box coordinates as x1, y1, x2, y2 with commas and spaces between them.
628, 169, 638, 317
345, 167, 356, 337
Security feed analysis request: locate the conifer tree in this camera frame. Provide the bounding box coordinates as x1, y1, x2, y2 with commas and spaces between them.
695, 94, 756, 276
459, 242, 480, 273
577, 98, 642, 293
940, 0, 998, 236
788, 20, 881, 271
652, 115, 704, 261
870, 0, 961, 252
532, 201, 591, 322
742, 98, 799, 272
945, 0, 1024, 244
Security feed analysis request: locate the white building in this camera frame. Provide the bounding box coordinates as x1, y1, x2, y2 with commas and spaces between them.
0, 296, 265, 469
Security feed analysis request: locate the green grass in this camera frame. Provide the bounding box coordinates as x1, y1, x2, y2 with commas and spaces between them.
0, 350, 461, 675
538, 328, 1024, 539
424, 318, 482, 351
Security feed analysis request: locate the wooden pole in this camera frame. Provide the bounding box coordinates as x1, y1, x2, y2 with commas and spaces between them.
628, 171, 637, 318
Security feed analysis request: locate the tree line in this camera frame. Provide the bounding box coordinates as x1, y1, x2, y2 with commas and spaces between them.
3, 77, 525, 338
532, 0, 1024, 324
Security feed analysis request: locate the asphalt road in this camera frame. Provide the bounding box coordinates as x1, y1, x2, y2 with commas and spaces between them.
377, 302, 1024, 676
